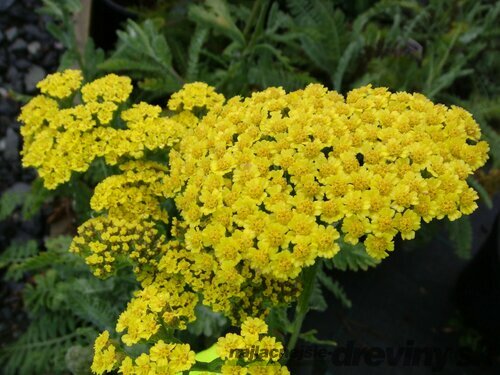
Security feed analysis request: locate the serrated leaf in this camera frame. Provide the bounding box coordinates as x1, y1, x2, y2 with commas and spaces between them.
82, 38, 105, 81
186, 26, 208, 81
318, 269, 352, 309
188, 0, 245, 45
0, 314, 95, 375
99, 20, 183, 93
330, 239, 380, 272
309, 278, 327, 312
267, 307, 294, 334
333, 37, 364, 91
0, 190, 27, 221
447, 216, 473, 260
299, 329, 337, 346
0, 240, 39, 281
21, 178, 50, 220
188, 304, 227, 338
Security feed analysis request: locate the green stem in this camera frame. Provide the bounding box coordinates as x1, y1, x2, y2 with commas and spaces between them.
286, 262, 319, 356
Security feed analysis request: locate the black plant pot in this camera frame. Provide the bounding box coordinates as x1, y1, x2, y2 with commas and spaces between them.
90, 0, 137, 51
455, 214, 500, 353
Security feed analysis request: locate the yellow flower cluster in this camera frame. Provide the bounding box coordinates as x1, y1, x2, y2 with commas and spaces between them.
167, 81, 225, 111
20, 71, 489, 375
116, 277, 198, 346
166, 82, 488, 265
217, 317, 289, 375
91, 330, 196, 375
36, 69, 83, 99
91, 331, 117, 374
19, 73, 185, 189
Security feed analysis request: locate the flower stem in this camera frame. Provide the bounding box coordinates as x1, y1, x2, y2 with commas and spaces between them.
286, 262, 319, 356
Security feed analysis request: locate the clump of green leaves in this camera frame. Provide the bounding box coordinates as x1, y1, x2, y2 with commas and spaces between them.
0, 237, 137, 375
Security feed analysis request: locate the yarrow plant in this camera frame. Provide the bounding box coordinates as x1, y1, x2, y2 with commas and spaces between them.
19, 69, 489, 374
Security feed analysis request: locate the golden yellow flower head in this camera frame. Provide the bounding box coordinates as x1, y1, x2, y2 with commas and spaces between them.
36, 69, 83, 99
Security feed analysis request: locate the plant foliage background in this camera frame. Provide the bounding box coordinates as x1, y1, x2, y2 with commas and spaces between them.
0, 0, 498, 374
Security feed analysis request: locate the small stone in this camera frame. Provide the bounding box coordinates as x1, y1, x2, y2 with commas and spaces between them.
24, 65, 45, 93
5, 27, 18, 41
41, 51, 58, 68
7, 182, 30, 195
27, 41, 41, 55
0, 50, 7, 70
4, 128, 19, 162
0, 116, 10, 137
9, 38, 27, 52
0, 98, 18, 116
0, 0, 15, 11
22, 24, 39, 40
6, 65, 20, 84
15, 58, 30, 71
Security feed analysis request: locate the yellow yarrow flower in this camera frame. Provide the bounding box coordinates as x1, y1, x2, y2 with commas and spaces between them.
36, 69, 82, 99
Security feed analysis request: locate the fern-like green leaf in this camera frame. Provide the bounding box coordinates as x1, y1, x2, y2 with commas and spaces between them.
447, 216, 473, 260
333, 37, 364, 91
186, 26, 209, 81
0, 240, 39, 281
318, 268, 352, 308
21, 178, 50, 220
329, 238, 380, 272
98, 20, 183, 93
0, 314, 95, 375
188, 304, 227, 338
188, 0, 245, 45
287, 0, 348, 74
309, 277, 327, 312
0, 190, 27, 221
248, 58, 316, 91
299, 329, 337, 346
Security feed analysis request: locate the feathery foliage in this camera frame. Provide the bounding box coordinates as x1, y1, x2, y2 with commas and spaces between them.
0, 236, 137, 375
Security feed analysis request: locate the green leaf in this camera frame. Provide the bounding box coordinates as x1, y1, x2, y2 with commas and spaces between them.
317, 268, 352, 308
0, 314, 95, 375
309, 277, 327, 312
447, 216, 473, 260
299, 329, 337, 346
468, 177, 493, 209
186, 26, 209, 81
82, 38, 106, 81
330, 239, 380, 272
22, 178, 50, 220
45, 235, 73, 253
479, 121, 500, 168
332, 37, 364, 91
288, 0, 348, 74
0, 190, 27, 221
188, 0, 245, 45
188, 304, 227, 338
195, 344, 219, 363
267, 306, 294, 334
99, 20, 183, 93
248, 57, 316, 91
0, 240, 39, 281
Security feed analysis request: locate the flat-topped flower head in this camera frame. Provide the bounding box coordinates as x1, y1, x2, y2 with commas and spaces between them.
36, 69, 83, 99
